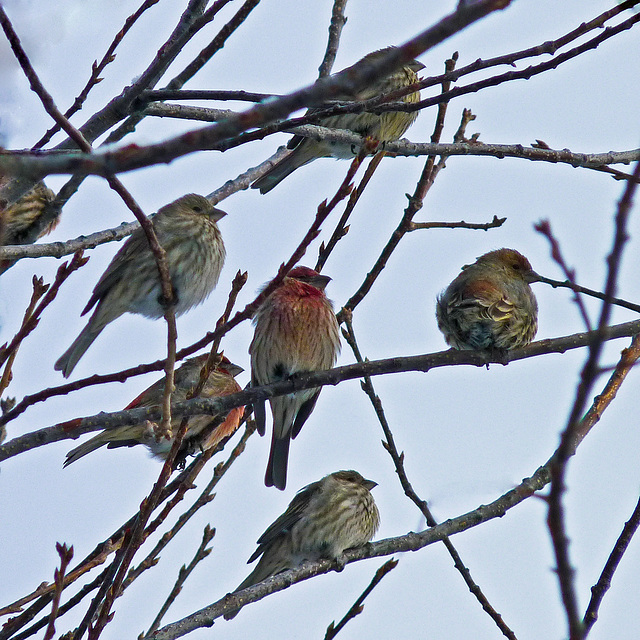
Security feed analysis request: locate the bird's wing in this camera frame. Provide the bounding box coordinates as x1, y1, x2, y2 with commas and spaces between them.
457, 278, 515, 322
251, 369, 266, 436
81, 232, 148, 315
248, 479, 321, 562
291, 390, 320, 440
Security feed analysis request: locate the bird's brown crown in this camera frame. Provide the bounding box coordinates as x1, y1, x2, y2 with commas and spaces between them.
474, 248, 534, 277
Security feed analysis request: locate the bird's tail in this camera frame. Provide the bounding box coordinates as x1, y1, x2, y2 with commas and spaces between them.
54, 322, 104, 378
264, 430, 291, 490
265, 396, 298, 489
64, 424, 144, 467
251, 144, 319, 194
225, 538, 291, 619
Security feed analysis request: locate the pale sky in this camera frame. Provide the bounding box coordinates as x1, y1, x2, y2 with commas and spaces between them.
1, 1, 640, 639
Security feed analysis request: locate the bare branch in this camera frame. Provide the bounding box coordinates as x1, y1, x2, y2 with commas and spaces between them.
3, 318, 640, 462
324, 559, 398, 640
143, 525, 216, 637
43, 544, 74, 640
318, 0, 349, 78
547, 159, 640, 640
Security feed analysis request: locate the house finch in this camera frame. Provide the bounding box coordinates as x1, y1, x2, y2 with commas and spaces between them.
226, 470, 379, 617
0, 182, 58, 273
250, 266, 341, 490
64, 354, 244, 466
251, 46, 424, 194
436, 248, 539, 351
54, 194, 227, 377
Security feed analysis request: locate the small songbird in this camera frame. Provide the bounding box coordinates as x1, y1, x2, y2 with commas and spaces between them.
226, 470, 379, 618
251, 46, 424, 194
64, 354, 244, 466
436, 248, 540, 351
250, 266, 341, 490
0, 182, 58, 273
55, 194, 227, 378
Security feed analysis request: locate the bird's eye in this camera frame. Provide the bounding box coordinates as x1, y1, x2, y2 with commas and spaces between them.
192, 206, 203, 213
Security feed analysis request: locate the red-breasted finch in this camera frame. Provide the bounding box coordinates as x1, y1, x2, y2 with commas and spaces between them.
250, 266, 341, 490
55, 194, 226, 378
251, 46, 424, 194
227, 470, 379, 615
64, 355, 244, 466
436, 248, 540, 351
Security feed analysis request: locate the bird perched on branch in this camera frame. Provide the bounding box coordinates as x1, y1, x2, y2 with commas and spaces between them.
251, 46, 424, 194
55, 194, 227, 378
226, 470, 379, 618
250, 266, 341, 490
0, 181, 58, 273
64, 354, 244, 466
436, 248, 540, 352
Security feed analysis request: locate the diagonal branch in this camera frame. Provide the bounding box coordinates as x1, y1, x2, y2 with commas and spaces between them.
546, 159, 640, 640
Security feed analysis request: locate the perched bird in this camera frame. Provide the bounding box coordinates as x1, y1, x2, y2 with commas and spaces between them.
64, 354, 244, 466
0, 182, 58, 273
227, 470, 379, 617
55, 194, 227, 377
251, 46, 424, 194
250, 266, 341, 490
436, 248, 540, 351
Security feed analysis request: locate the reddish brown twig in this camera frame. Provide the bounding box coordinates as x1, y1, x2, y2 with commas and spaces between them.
32, 0, 161, 149
0, 253, 88, 395
546, 159, 640, 640
43, 543, 74, 640
324, 559, 398, 640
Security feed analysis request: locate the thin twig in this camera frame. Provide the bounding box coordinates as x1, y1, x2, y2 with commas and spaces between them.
3, 317, 640, 463
337, 56, 473, 322
316, 149, 386, 272
535, 220, 593, 331
144, 526, 216, 637
318, 0, 349, 78
168, 0, 261, 90
146, 329, 640, 638
535, 275, 640, 315
105, 0, 259, 145
0, 540, 118, 618
32, 0, 161, 149
124, 419, 255, 591
408, 215, 506, 231
43, 543, 73, 640
584, 490, 640, 634
0, 1, 518, 180
547, 159, 640, 640
0, 253, 88, 388
324, 559, 398, 640
342, 316, 518, 640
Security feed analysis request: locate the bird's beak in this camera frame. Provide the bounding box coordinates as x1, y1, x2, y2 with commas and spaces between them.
209, 207, 227, 222
226, 362, 245, 377
526, 271, 544, 284
311, 274, 332, 290
409, 59, 426, 73
218, 354, 244, 377
363, 479, 378, 491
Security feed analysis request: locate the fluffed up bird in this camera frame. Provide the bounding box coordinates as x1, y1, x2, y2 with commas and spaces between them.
251, 46, 424, 194
226, 470, 379, 618
55, 194, 227, 377
0, 182, 58, 273
250, 266, 341, 490
64, 354, 244, 466
436, 248, 540, 352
